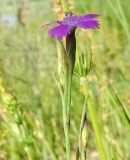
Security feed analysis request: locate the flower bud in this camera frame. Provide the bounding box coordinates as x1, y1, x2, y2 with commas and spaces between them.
66, 28, 76, 74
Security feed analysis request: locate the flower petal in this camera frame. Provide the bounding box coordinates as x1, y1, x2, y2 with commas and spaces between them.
62, 14, 100, 27
48, 24, 71, 40
76, 20, 99, 29
81, 14, 100, 20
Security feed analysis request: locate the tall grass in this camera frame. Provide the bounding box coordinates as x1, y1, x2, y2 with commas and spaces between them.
0, 0, 130, 160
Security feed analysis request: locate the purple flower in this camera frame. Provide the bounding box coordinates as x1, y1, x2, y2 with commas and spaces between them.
41, 13, 100, 40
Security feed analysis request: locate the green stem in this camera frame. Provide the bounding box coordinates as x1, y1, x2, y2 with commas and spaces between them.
58, 2, 72, 159
87, 96, 107, 160
56, 31, 72, 160
60, 0, 69, 12
63, 69, 72, 160
78, 99, 87, 160
66, 70, 72, 116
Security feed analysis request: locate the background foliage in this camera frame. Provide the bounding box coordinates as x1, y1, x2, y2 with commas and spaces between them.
0, 0, 130, 159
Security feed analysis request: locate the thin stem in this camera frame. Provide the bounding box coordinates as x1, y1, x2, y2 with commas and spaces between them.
58, 2, 73, 159
60, 0, 69, 12
66, 70, 72, 117
78, 99, 87, 160
56, 35, 71, 160
87, 96, 107, 160
63, 69, 72, 160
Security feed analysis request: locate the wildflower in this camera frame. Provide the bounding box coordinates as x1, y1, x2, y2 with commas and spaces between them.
41, 12, 100, 40
41, 12, 100, 73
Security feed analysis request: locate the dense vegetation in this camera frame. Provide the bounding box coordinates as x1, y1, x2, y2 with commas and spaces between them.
0, 0, 130, 159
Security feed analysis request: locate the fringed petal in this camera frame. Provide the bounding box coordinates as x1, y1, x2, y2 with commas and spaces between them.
48, 24, 71, 40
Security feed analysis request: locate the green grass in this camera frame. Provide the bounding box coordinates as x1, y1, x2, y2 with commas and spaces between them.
0, 0, 130, 160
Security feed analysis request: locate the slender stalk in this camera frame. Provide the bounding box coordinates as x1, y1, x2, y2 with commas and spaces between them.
63, 69, 72, 160
66, 70, 72, 117
60, 0, 69, 12
78, 99, 87, 160
62, 28, 76, 160
87, 96, 107, 160
58, 2, 75, 159
56, 35, 72, 160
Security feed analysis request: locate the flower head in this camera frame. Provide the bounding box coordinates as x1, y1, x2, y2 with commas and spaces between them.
41, 12, 100, 40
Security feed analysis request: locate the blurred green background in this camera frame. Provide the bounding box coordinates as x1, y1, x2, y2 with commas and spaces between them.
0, 0, 130, 160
